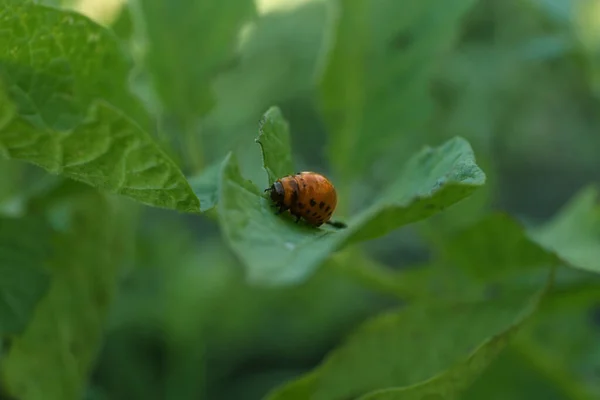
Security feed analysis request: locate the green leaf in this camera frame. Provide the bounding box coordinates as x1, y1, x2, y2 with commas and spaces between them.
0, 217, 51, 336
0, 186, 133, 400
187, 158, 224, 213
348, 137, 486, 243
255, 106, 294, 185
319, 0, 477, 180
0, 1, 149, 131
0, 2, 202, 213
218, 136, 485, 285
129, 0, 255, 173
0, 95, 201, 213
529, 185, 600, 274
439, 213, 561, 281
508, 308, 600, 400
459, 348, 577, 400
265, 273, 551, 400
132, 0, 255, 120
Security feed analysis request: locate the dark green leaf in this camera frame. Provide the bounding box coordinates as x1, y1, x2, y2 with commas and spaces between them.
265, 273, 550, 400
439, 213, 561, 280
0, 217, 51, 335
319, 0, 477, 180
0, 187, 133, 400
529, 185, 600, 274
255, 106, 294, 185
509, 307, 600, 399
218, 136, 485, 285
460, 348, 577, 400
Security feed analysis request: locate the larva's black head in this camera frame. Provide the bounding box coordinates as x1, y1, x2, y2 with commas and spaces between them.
268, 181, 285, 205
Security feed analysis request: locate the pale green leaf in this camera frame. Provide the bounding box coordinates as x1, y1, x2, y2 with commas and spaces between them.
0, 216, 51, 335
319, 0, 477, 180
255, 106, 294, 185
265, 273, 550, 400
529, 185, 600, 274
0, 2, 201, 213
0, 185, 132, 400
218, 136, 485, 285
187, 157, 225, 212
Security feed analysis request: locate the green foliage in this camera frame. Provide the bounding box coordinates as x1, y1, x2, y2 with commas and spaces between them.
133, 0, 255, 120
0, 1, 148, 130
439, 213, 561, 281
255, 106, 294, 185
130, 0, 256, 171
218, 109, 485, 285
0, 2, 201, 213
0, 184, 132, 400
320, 0, 477, 180
530, 185, 600, 274
461, 348, 575, 400
186, 158, 223, 213
0, 216, 50, 335
266, 276, 549, 400
1, 0, 600, 399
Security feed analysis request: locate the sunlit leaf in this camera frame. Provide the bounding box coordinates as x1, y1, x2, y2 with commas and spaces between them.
0, 2, 202, 213
265, 272, 550, 400
0, 1, 149, 130
218, 133, 485, 285
0, 216, 51, 336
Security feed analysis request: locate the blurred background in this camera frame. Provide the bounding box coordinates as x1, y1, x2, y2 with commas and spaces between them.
2, 0, 600, 399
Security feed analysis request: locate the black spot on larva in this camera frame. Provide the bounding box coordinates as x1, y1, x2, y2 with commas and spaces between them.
303, 184, 307, 188
297, 202, 305, 209
312, 212, 318, 217
319, 201, 325, 209
310, 199, 317, 207
325, 205, 331, 212
327, 210, 333, 216
305, 210, 311, 215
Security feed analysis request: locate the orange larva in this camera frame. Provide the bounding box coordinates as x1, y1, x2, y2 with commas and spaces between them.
265, 171, 344, 228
